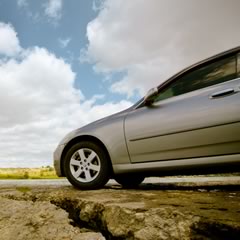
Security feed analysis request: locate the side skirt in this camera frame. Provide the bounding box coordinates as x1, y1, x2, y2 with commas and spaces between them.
112, 154, 240, 176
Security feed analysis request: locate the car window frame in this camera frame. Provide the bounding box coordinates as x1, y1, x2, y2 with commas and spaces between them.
134, 48, 240, 110
153, 52, 238, 103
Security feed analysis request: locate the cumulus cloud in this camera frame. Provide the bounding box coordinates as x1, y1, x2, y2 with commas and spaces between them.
84, 0, 240, 97
44, 0, 63, 21
0, 22, 132, 167
0, 23, 21, 57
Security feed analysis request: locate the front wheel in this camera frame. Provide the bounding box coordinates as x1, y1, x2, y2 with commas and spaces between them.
64, 141, 111, 190
114, 174, 145, 188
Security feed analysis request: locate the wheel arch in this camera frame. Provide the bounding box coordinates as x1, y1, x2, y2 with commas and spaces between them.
60, 135, 113, 177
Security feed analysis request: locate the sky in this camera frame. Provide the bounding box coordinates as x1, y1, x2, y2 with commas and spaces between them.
0, 0, 240, 168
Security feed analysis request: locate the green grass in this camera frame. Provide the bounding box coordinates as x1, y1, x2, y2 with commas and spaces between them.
16, 186, 31, 193
0, 167, 61, 179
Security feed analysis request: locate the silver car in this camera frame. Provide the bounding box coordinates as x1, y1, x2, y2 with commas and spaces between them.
54, 47, 240, 189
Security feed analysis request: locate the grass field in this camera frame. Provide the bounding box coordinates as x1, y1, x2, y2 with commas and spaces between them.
0, 167, 239, 180
0, 167, 60, 179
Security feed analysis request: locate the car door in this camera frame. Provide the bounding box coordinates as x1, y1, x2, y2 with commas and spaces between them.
124, 52, 240, 163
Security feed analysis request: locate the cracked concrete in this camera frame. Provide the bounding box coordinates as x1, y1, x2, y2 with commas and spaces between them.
0, 179, 239, 240
0, 197, 105, 240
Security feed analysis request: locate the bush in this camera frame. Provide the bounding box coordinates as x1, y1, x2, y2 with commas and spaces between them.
23, 171, 29, 179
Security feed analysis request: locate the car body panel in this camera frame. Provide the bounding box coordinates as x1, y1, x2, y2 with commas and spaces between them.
53, 144, 65, 176
125, 78, 240, 163
113, 154, 240, 174
54, 109, 132, 176
238, 52, 240, 76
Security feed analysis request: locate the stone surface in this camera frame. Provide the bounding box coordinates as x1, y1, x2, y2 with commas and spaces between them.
0, 178, 239, 240
0, 197, 105, 240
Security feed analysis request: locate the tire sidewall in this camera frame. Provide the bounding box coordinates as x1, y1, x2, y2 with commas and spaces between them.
114, 174, 145, 188
64, 141, 110, 190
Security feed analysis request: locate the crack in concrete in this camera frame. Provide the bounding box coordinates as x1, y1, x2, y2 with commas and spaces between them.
0, 186, 240, 240
191, 220, 240, 240
51, 198, 126, 240
50, 197, 240, 240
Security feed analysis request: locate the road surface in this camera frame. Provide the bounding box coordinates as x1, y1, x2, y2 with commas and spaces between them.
0, 176, 240, 187
0, 176, 239, 240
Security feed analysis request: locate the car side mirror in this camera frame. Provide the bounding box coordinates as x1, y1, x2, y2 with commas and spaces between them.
144, 87, 158, 105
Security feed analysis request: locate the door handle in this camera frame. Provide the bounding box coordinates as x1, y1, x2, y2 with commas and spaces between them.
210, 88, 237, 99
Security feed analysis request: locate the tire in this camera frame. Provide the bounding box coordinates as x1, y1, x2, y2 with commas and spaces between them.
114, 174, 145, 188
63, 141, 111, 190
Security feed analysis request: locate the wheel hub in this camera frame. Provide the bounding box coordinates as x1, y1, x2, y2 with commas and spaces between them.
69, 148, 101, 183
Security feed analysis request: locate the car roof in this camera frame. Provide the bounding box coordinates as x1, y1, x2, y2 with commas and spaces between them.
134, 46, 240, 109
157, 46, 240, 91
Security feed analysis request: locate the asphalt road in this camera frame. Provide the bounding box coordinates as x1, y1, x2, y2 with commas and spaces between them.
0, 176, 240, 189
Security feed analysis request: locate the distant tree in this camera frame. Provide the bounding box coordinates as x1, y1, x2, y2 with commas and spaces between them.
46, 165, 54, 171
23, 171, 29, 179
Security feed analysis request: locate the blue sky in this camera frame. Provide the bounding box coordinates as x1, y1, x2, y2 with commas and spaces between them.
0, 0, 239, 168
0, 0, 129, 102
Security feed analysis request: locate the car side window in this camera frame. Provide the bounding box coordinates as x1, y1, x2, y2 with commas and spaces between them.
154, 54, 237, 102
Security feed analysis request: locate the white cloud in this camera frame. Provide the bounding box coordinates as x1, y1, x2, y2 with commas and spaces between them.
0, 22, 132, 167
17, 0, 41, 23
58, 37, 71, 48
0, 22, 21, 57
44, 0, 63, 21
92, 0, 105, 12
84, 0, 240, 97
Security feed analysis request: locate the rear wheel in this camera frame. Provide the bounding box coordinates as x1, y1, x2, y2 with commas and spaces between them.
64, 141, 111, 190
114, 174, 145, 188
